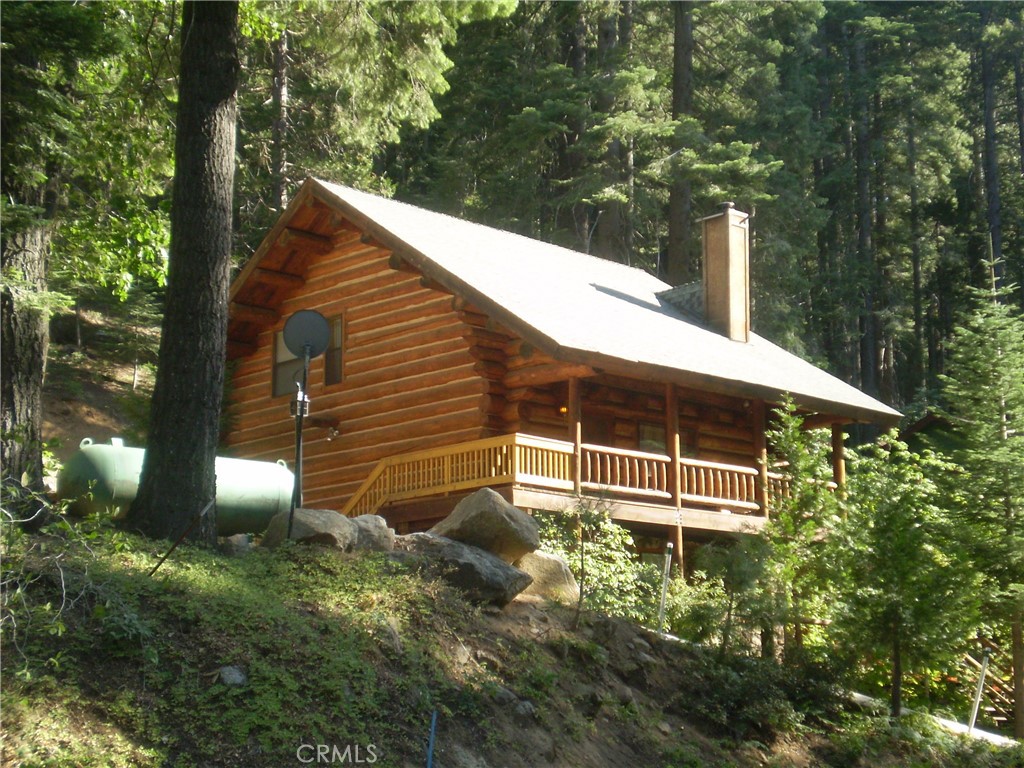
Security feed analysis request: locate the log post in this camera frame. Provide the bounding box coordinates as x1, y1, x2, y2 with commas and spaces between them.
831, 422, 847, 488
752, 399, 769, 516
667, 384, 682, 509
568, 377, 582, 495
673, 524, 685, 576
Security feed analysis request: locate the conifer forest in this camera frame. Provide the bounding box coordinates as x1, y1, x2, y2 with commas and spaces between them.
3, 0, 1024, 746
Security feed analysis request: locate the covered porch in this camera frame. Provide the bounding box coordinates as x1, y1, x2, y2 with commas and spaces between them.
340, 431, 792, 539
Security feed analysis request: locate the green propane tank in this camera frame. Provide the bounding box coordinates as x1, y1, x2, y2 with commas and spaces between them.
56, 438, 295, 536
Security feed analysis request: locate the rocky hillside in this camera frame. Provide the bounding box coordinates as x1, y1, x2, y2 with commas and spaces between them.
2, 507, 1021, 768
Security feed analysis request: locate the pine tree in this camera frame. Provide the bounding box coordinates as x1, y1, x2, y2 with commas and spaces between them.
1, 2, 172, 489
835, 437, 979, 719
126, 0, 240, 544
762, 399, 840, 657
940, 283, 1024, 736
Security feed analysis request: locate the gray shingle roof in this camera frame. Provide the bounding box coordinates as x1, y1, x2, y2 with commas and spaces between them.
311, 180, 901, 425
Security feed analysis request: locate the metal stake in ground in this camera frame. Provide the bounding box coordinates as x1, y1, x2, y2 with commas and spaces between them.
148, 500, 215, 577
282, 310, 330, 539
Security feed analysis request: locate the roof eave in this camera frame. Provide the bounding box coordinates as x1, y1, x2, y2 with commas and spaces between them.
553, 346, 902, 428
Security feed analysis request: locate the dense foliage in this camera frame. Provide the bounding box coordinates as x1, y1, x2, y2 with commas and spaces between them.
536, 500, 662, 626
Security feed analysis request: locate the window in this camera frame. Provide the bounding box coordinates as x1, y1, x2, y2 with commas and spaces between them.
324, 316, 344, 386
272, 331, 302, 398
638, 422, 667, 454
271, 314, 344, 397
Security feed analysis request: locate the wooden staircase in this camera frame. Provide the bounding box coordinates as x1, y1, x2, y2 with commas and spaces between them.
963, 638, 1016, 730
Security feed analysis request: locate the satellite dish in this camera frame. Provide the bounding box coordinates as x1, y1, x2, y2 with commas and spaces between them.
283, 309, 330, 358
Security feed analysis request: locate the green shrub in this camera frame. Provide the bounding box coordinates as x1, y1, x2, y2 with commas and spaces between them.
670, 647, 845, 743
535, 500, 661, 625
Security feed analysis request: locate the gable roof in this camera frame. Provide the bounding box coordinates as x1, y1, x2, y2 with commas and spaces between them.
230, 178, 901, 427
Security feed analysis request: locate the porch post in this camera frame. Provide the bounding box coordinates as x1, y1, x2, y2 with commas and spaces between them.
673, 524, 685, 576
568, 377, 582, 495
830, 422, 846, 488
666, 384, 682, 508
753, 399, 769, 515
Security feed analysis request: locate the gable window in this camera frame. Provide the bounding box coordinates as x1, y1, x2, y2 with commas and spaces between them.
271, 314, 344, 398
272, 331, 302, 398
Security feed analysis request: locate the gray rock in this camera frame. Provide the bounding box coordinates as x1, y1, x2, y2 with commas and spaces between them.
261, 508, 357, 550
218, 533, 252, 556
429, 488, 539, 563
628, 636, 652, 654
514, 700, 537, 719
350, 514, 395, 551
637, 651, 659, 666
218, 665, 247, 687
615, 683, 636, 707
393, 532, 533, 606
378, 615, 404, 655
514, 551, 579, 602
493, 685, 518, 705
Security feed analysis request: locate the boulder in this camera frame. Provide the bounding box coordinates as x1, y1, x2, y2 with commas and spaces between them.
217, 665, 248, 687
261, 508, 357, 550
393, 532, 533, 606
514, 551, 579, 603
261, 509, 396, 552
218, 533, 252, 556
350, 514, 395, 551
429, 488, 539, 563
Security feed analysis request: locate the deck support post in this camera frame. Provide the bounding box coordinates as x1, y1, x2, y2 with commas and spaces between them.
830, 422, 846, 489
752, 399, 769, 516
673, 524, 685, 576
568, 377, 582, 495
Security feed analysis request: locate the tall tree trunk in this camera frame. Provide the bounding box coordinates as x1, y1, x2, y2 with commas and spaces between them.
0, 206, 51, 490
1015, 21, 1024, 178
271, 28, 289, 212
908, 108, 925, 397
1015, 24, 1024, 306
814, 31, 844, 379
126, 0, 240, 544
553, 3, 591, 251
873, 91, 895, 406
594, 2, 633, 265
980, 6, 1003, 287
1013, 610, 1024, 739
666, 1, 695, 285
853, 34, 878, 398
891, 625, 903, 719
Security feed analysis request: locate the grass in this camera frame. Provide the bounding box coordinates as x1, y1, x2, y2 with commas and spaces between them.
3, 511, 1023, 768
1, 516, 494, 767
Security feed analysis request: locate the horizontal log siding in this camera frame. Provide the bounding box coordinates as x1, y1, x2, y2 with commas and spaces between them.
459, 303, 511, 437
225, 242, 492, 510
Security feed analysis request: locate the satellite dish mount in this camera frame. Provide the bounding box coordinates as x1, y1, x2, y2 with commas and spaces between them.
282, 309, 330, 538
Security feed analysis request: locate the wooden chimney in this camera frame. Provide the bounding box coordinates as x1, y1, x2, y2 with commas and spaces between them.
701, 202, 750, 342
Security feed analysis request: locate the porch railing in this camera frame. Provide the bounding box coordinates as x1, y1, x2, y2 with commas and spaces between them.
341, 432, 777, 519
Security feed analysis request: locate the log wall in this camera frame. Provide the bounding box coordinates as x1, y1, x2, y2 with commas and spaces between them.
225, 240, 500, 511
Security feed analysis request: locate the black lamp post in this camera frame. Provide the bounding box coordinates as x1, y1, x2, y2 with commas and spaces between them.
282, 309, 330, 539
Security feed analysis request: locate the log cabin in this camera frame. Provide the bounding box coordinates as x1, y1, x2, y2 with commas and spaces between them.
224, 178, 900, 566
